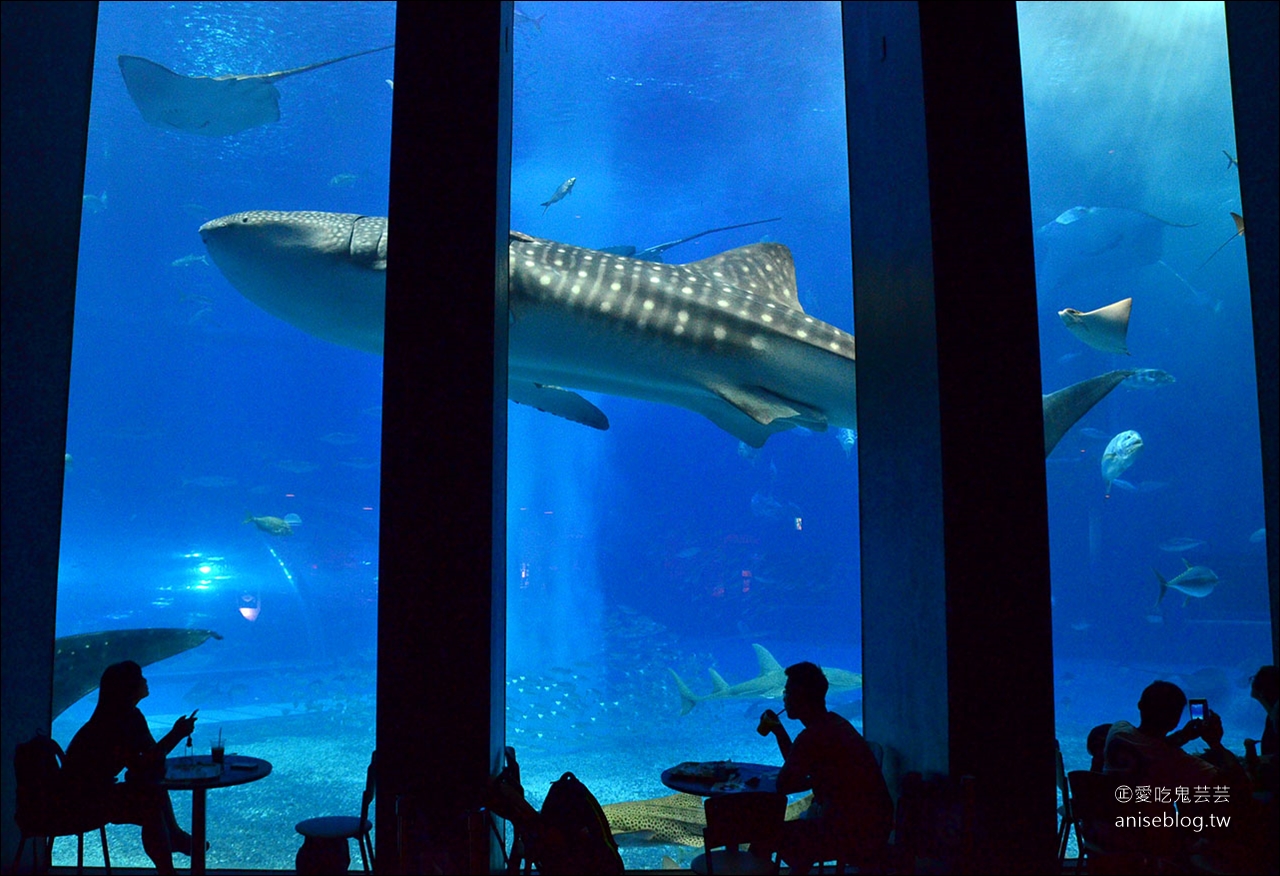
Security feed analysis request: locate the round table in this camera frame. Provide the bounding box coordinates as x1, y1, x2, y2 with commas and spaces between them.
162, 755, 272, 875
661, 761, 781, 796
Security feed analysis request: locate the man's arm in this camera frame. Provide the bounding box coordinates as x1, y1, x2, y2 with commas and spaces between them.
1164, 712, 1248, 789
775, 729, 813, 795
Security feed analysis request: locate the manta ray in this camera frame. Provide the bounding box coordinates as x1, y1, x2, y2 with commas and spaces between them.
1033, 205, 1217, 309
667, 644, 861, 715
118, 45, 393, 136
1034, 206, 1194, 285
198, 210, 1132, 451
53, 628, 223, 718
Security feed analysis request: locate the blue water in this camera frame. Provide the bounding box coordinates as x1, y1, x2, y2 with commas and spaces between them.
1019, 0, 1270, 762
54, 2, 392, 868
51, 1, 1271, 871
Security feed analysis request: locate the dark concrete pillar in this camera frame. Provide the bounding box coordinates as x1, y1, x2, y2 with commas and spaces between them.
377, 2, 511, 872
920, 4, 1057, 871
1224, 0, 1279, 661
846, 3, 1057, 872
0, 1, 97, 866
844, 0, 948, 788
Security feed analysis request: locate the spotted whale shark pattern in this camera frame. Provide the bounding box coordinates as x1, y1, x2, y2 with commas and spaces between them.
507, 230, 857, 447
199, 211, 1130, 451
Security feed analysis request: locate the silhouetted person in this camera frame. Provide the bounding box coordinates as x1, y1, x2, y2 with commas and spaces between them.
1103, 680, 1247, 863
758, 661, 892, 874
1244, 665, 1278, 794
1104, 680, 1244, 785
1087, 723, 1112, 772
63, 661, 200, 874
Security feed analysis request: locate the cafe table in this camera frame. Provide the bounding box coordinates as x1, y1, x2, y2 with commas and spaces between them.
162, 754, 272, 876
661, 760, 781, 796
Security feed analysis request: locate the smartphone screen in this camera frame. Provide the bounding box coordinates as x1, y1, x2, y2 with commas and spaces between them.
1188, 699, 1207, 720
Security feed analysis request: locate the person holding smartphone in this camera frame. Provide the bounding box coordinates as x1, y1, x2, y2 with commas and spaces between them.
1103, 681, 1244, 786
1101, 680, 1248, 862
63, 660, 201, 874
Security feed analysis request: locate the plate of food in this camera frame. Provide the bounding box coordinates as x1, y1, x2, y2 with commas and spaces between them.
167, 760, 222, 780
668, 761, 741, 784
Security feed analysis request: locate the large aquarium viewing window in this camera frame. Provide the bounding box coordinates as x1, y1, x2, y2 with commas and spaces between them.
1017, 0, 1272, 839
52, 2, 394, 868
505, 3, 859, 869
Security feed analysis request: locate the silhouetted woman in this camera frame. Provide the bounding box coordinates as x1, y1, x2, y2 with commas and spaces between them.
63, 660, 199, 873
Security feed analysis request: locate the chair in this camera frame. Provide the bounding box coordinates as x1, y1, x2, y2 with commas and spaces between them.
296, 750, 375, 873
690, 791, 786, 875
1068, 769, 1177, 875
813, 740, 891, 874
1055, 740, 1078, 872
11, 732, 111, 875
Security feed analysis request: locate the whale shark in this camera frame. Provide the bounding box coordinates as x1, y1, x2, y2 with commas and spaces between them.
199, 210, 1131, 451
53, 628, 223, 718
667, 643, 862, 715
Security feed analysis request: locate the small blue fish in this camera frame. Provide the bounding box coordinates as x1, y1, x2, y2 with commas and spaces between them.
515, 8, 545, 31
1159, 537, 1206, 553
541, 177, 576, 215
1123, 368, 1176, 389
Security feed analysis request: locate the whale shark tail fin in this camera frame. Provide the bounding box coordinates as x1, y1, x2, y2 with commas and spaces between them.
1043, 370, 1135, 457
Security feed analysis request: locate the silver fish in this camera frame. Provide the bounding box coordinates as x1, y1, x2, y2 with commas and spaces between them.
1153, 559, 1219, 608
540, 177, 576, 215
838, 427, 857, 458
1123, 368, 1175, 389
1102, 430, 1143, 496
1158, 537, 1206, 553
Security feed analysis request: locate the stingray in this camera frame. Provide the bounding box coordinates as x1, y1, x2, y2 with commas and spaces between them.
118, 45, 394, 136
1197, 212, 1244, 271
1057, 297, 1132, 355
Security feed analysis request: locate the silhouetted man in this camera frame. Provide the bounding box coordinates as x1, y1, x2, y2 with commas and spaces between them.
758, 661, 892, 874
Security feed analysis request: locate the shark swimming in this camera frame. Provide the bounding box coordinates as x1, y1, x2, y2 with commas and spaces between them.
199, 210, 1132, 451
602, 791, 813, 848
667, 644, 862, 715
